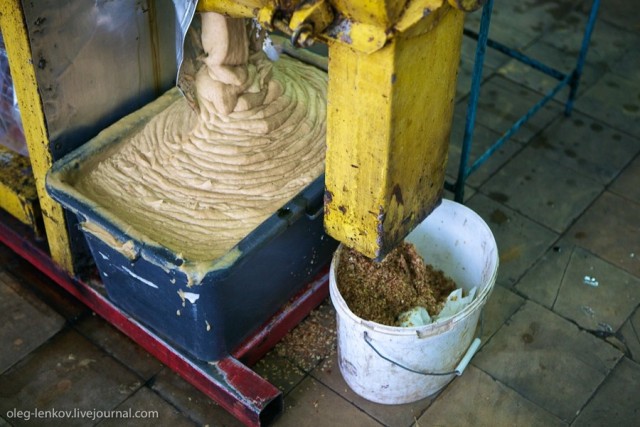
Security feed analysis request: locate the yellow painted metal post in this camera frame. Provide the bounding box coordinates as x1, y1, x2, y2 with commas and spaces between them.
324, 5, 464, 259
0, 0, 75, 273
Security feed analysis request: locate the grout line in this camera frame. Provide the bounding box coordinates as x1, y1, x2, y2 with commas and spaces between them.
0, 325, 71, 377
628, 308, 640, 361
551, 246, 575, 310
471, 362, 571, 425
569, 355, 626, 425
71, 318, 154, 384
295, 375, 386, 426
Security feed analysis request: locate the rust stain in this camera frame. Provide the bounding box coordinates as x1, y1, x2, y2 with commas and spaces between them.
488, 192, 509, 203
490, 209, 509, 225
391, 183, 403, 205
323, 190, 333, 204
574, 231, 587, 239
500, 245, 522, 264
401, 213, 413, 225
374, 206, 386, 260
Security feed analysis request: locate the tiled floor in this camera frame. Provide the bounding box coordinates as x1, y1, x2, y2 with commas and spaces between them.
1, 0, 639, 425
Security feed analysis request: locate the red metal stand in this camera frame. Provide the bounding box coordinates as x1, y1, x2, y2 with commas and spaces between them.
0, 211, 330, 426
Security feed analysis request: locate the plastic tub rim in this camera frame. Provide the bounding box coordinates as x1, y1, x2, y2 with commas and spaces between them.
45, 88, 326, 276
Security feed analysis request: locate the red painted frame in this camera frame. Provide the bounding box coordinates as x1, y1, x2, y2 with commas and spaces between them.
0, 213, 330, 426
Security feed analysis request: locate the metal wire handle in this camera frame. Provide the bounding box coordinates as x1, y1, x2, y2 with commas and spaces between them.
363, 331, 459, 376
362, 310, 485, 377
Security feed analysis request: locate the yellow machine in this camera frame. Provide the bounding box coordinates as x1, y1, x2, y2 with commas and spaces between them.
197, 0, 481, 260
0, 1, 482, 421
0, 0, 480, 275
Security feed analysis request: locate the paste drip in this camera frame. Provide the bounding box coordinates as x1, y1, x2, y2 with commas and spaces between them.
76, 14, 327, 261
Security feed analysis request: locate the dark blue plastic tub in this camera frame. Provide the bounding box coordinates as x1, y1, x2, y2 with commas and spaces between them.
46, 88, 337, 361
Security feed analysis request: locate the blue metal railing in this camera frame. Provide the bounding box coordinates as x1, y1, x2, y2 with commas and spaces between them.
445, 0, 602, 202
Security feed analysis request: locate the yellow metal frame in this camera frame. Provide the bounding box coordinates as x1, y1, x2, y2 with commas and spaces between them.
0, 145, 41, 234
324, 5, 464, 258
0, 0, 472, 269
0, 0, 75, 273
195, 0, 470, 259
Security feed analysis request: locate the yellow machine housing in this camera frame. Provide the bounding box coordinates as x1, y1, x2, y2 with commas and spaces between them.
198, 0, 479, 259
0, 0, 481, 274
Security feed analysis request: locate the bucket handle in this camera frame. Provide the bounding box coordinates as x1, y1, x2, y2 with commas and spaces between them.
363, 331, 481, 377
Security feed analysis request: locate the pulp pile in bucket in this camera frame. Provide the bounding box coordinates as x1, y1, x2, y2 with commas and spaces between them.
336, 243, 457, 326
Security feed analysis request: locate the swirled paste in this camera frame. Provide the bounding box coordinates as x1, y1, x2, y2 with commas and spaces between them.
76, 14, 327, 261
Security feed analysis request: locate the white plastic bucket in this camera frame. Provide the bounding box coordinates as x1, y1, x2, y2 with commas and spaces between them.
329, 199, 499, 404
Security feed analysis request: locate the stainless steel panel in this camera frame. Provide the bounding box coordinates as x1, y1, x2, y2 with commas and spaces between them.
23, 0, 177, 159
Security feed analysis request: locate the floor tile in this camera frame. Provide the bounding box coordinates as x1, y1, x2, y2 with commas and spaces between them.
2, 2, 640, 426
0, 330, 141, 427
461, 11, 519, 56
0, 243, 20, 270
310, 352, 433, 427
515, 241, 573, 308
4, 259, 89, 321
419, 366, 566, 427
455, 55, 495, 102
618, 309, 640, 365
443, 182, 476, 205
497, 40, 603, 98
273, 377, 382, 427
610, 153, 640, 203
575, 73, 640, 138
554, 246, 640, 332
455, 75, 564, 144
566, 191, 640, 277
483, 0, 582, 45
590, 0, 640, 32
253, 353, 306, 397
481, 147, 603, 232
466, 193, 559, 286
610, 42, 640, 84
150, 368, 244, 427
540, 14, 638, 77
572, 358, 640, 427
473, 301, 622, 422
517, 242, 640, 333
74, 314, 163, 381
480, 284, 525, 343
455, 56, 473, 102
459, 26, 521, 72
257, 301, 338, 393
527, 112, 640, 185
0, 272, 65, 374
99, 387, 196, 427
272, 313, 336, 373
306, 299, 337, 331
447, 112, 522, 188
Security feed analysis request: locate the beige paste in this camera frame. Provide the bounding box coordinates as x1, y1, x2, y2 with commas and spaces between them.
76, 14, 327, 262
